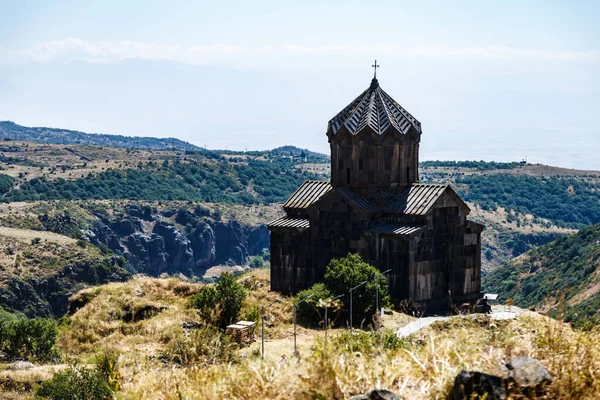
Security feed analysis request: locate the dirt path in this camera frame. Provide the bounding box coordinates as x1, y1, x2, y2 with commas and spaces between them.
396, 305, 525, 338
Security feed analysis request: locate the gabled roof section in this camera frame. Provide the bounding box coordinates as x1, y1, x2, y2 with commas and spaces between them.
328, 78, 421, 137
386, 184, 470, 216
268, 216, 310, 230
283, 180, 332, 210
367, 223, 425, 236
335, 187, 380, 214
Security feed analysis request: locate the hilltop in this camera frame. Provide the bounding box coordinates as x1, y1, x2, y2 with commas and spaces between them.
0, 121, 200, 151
2, 269, 600, 399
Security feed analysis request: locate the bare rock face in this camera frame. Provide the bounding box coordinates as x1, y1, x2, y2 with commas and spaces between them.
112, 216, 143, 236
89, 207, 270, 277
153, 221, 195, 274
214, 220, 248, 265
350, 389, 402, 400
189, 221, 217, 268
86, 221, 124, 252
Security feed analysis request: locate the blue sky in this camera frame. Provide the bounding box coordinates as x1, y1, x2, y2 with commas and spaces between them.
0, 1, 599, 168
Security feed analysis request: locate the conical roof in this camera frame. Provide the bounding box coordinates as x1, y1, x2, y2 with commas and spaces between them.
328, 78, 421, 137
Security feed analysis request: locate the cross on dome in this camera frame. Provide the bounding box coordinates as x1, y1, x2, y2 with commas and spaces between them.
372, 60, 380, 79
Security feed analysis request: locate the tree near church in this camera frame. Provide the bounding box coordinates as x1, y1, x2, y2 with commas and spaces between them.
296, 254, 390, 326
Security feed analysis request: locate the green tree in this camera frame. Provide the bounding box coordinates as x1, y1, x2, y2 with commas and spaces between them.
323, 253, 390, 326
0, 316, 58, 362
189, 272, 246, 329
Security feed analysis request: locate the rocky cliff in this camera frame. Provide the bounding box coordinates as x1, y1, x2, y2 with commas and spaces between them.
85, 205, 269, 278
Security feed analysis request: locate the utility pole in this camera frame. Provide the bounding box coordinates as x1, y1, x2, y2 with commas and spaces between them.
349, 281, 367, 331
293, 294, 313, 356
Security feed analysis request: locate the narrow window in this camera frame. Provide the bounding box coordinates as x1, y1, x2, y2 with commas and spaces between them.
346, 168, 351, 184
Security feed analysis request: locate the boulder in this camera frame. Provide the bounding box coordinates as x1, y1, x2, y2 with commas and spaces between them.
505, 356, 552, 388
448, 371, 507, 400
350, 389, 402, 400
448, 358, 551, 400
8, 361, 35, 370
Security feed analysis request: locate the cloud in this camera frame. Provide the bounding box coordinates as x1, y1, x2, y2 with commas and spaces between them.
2, 38, 599, 69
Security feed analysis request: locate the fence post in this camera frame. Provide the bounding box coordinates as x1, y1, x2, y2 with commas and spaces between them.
261, 305, 265, 359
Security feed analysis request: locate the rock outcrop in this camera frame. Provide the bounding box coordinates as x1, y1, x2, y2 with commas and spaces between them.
189, 221, 217, 268
85, 206, 270, 277
153, 221, 195, 274
448, 357, 552, 400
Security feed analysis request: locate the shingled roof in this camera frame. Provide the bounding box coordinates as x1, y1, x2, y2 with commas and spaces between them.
268, 217, 310, 230
283, 180, 332, 210
386, 184, 470, 216
328, 78, 421, 137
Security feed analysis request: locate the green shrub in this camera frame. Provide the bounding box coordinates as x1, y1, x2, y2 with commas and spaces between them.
295, 283, 331, 324
0, 316, 58, 362
323, 254, 390, 325
0, 173, 15, 194
189, 272, 246, 329
35, 351, 120, 400
249, 255, 265, 268
189, 285, 220, 324
216, 272, 246, 328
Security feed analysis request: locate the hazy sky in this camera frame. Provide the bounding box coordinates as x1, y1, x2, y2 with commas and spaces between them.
1, 1, 599, 169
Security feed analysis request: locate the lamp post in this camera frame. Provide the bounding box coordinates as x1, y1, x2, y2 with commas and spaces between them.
375, 269, 392, 314
261, 298, 282, 359
293, 294, 313, 356
349, 281, 368, 331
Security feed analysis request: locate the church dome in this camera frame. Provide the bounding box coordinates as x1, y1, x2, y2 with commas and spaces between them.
328, 78, 421, 137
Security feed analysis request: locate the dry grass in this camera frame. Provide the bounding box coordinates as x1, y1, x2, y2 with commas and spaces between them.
0, 227, 75, 244
57, 277, 203, 356
16, 270, 600, 400
116, 312, 600, 400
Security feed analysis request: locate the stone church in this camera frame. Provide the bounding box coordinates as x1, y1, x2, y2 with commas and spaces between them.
268, 72, 483, 309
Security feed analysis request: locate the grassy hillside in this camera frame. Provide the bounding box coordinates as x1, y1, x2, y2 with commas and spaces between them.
0, 139, 599, 273
484, 222, 600, 327
2, 269, 600, 399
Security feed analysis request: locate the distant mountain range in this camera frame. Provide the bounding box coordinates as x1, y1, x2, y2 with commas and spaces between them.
0, 121, 201, 151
